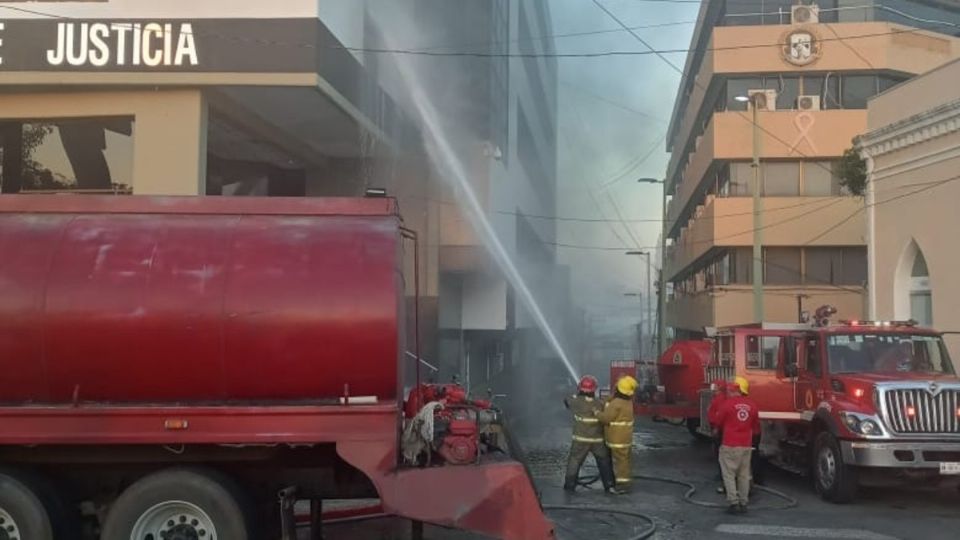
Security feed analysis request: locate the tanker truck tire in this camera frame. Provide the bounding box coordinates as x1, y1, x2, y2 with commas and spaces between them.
813, 432, 858, 503
101, 468, 254, 540
0, 469, 56, 540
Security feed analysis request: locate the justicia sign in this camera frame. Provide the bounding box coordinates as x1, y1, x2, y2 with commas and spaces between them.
0, 18, 319, 73
45, 22, 199, 67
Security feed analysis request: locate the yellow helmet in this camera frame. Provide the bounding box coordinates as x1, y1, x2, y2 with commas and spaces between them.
616, 375, 639, 397
734, 376, 750, 396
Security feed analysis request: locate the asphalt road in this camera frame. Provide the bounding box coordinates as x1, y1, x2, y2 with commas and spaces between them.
316, 417, 960, 540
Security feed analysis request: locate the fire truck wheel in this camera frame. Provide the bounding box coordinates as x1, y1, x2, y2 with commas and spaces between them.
813, 432, 858, 503
0, 470, 55, 540
101, 468, 255, 540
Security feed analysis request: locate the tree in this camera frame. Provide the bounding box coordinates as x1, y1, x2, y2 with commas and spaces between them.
838, 146, 867, 197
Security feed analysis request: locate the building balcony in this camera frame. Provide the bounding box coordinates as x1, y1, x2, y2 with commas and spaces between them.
666, 22, 960, 184
665, 285, 865, 331
667, 108, 867, 236
665, 195, 865, 280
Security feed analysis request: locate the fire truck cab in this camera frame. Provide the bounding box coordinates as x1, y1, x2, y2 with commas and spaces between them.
699, 317, 960, 502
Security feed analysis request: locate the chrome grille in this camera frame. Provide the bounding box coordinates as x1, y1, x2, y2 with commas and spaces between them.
882, 387, 960, 434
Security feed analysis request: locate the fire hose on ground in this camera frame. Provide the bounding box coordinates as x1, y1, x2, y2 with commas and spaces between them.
576, 470, 799, 510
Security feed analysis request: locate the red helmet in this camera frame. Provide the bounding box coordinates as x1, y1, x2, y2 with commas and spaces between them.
578, 375, 599, 394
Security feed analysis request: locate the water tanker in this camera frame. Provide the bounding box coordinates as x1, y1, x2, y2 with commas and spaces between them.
0, 195, 552, 540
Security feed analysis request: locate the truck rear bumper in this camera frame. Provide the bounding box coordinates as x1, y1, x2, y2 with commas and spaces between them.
841, 440, 960, 468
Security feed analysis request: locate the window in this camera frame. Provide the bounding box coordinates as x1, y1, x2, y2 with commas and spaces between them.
804, 246, 866, 286
806, 337, 822, 377
747, 335, 781, 370
803, 75, 841, 109
840, 247, 867, 286
841, 75, 877, 109
765, 247, 802, 285
731, 248, 753, 284
0, 118, 134, 194
763, 161, 800, 196
727, 77, 763, 111
803, 161, 839, 196
766, 75, 799, 110
724, 0, 763, 26
726, 162, 753, 196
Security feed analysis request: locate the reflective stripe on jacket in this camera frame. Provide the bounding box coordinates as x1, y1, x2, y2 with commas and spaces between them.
565, 394, 604, 442
597, 397, 634, 446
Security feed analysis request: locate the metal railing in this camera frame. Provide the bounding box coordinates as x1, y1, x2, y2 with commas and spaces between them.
704, 365, 735, 385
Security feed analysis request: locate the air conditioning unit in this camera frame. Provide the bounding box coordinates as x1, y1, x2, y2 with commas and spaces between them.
791, 4, 820, 24
747, 89, 778, 111
797, 95, 821, 111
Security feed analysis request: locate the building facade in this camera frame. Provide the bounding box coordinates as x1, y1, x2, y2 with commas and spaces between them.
662, 0, 960, 340
0, 1, 562, 398
859, 57, 960, 354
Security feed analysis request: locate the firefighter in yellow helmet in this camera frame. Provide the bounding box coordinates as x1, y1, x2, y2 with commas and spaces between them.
597, 375, 637, 490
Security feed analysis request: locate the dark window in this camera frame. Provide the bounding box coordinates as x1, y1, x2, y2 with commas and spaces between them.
731, 248, 753, 284
841, 75, 877, 109
806, 337, 822, 377
747, 335, 781, 370
840, 247, 867, 286
804, 161, 839, 196
727, 77, 763, 111
727, 162, 754, 196
804, 246, 866, 286
879, 74, 907, 94
724, 0, 763, 26
765, 247, 802, 285
766, 75, 800, 110
763, 161, 800, 196
0, 118, 134, 194
803, 75, 841, 109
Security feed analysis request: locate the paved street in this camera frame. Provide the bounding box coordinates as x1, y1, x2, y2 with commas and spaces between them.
319, 417, 960, 540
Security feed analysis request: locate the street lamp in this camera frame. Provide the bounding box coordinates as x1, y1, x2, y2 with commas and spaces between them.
626, 251, 652, 360
638, 177, 667, 356
734, 94, 764, 323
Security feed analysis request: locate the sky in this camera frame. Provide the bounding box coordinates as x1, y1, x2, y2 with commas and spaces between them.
549, 0, 700, 352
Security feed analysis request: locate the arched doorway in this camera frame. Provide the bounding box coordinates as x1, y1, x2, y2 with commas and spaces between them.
894, 241, 932, 325
909, 251, 932, 326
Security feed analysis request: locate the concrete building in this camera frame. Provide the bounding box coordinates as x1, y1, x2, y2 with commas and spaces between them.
0, 1, 562, 395
859, 57, 960, 354
662, 0, 960, 341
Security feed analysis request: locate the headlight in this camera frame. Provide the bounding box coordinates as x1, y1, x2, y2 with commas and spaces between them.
840, 412, 885, 437
860, 419, 881, 435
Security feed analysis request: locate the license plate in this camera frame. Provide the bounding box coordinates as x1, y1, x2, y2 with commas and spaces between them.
939, 462, 960, 475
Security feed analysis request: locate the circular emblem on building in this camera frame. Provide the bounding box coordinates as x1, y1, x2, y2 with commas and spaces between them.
781, 27, 822, 67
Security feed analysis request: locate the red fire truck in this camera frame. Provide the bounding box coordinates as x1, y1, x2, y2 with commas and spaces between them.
624, 312, 960, 502
0, 196, 552, 540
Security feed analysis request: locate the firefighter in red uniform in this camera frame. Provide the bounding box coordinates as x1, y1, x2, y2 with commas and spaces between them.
709, 376, 760, 514
563, 376, 619, 494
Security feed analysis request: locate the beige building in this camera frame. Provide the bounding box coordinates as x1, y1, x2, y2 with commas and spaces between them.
662, 0, 960, 340
859, 57, 960, 354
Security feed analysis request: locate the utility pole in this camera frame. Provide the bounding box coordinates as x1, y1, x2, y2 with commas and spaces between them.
625, 252, 651, 359
638, 178, 668, 355
735, 94, 764, 323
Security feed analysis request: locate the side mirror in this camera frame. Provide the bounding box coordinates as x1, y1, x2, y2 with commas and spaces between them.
785, 363, 798, 378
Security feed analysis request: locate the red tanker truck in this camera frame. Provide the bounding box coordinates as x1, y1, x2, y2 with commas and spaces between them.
622, 312, 960, 502
0, 195, 552, 540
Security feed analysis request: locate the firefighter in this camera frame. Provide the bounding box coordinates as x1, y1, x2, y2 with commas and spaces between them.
598, 375, 637, 491
563, 376, 619, 494
709, 376, 760, 515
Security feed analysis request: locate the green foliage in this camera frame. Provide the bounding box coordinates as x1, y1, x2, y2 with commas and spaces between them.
839, 146, 867, 197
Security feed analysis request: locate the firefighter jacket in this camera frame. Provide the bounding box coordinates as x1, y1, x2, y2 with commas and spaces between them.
597, 394, 634, 448
564, 394, 604, 444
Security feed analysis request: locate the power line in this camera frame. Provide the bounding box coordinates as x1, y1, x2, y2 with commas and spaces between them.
561, 80, 669, 123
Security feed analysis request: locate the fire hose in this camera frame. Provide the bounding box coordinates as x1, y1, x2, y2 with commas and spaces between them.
576, 470, 799, 510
